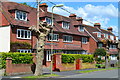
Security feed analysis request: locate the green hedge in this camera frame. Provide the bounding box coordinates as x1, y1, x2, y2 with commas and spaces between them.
0, 52, 33, 69
62, 54, 94, 63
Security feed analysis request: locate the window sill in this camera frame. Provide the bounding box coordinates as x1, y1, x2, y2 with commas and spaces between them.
63, 41, 73, 43
17, 37, 31, 40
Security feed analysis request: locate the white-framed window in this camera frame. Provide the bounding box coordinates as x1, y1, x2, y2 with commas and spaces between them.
62, 22, 69, 29
17, 49, 31, 53
78, 26, 84, 32
110, 44, 117, 49
82, 37, 88, 44
105, 33, 108, 39
98, 43, 103, 48
46, 50, 61, 61
116, 36, 118, 40
17, 29, 31, 39
47, 33, 59, 41
45, 17, 52, 25
97, 32, 101, 38
15, 10, 27, 21
63, 35, 73, 42
110, 35, 114, 40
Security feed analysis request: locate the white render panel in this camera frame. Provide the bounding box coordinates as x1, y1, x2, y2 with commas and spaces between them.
0, 26, 10, 52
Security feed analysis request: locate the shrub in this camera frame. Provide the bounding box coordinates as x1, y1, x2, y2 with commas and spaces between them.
61, 54, 94, 63
0, 52, 33, 69
10, 42, 32, 52
94, 48, 106, 57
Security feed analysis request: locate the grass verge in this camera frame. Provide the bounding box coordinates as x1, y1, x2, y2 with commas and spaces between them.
77, 67, 118, 73
22, 74, 59, 78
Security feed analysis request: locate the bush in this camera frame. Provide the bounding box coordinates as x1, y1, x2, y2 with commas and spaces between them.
0, 52, 33, 69
94, 48, 106, 57
61, 54, 94, 63
96, 64, 105, 68
10, 42, 32, 52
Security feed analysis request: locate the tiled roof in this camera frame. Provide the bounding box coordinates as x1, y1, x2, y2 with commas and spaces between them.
1, 2, 37, 27
83, 24, 115, 42
40, 12, 89, 36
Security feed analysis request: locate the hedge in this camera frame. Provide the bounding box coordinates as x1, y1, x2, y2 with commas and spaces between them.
62, 54, 94, 63
10, 42, 32, 52
0, 52, 33, 69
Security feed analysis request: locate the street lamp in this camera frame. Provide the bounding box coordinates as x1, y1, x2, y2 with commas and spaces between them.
50, 4, 64, 75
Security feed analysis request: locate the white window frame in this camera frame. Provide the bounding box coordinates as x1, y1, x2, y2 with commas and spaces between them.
17, 49, 31, 53
82, 37, 88, 44
110, 35, 114, 40
105, 33, 108, 39
78, 26, 84, 32
97, 32, 101, 38
62, 22, 70, 29
17, 29, 31, 39
110, 44, 117, 49
15, 10, 27, 21
45, 17, 52, 25
46, 50, 60, 61
63, 35, 73, 42
47, 33, 59, 41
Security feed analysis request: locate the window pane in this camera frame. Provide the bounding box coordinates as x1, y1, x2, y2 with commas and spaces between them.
23, 12, 26, 20
21, 30, 24, 38
28, 31, 31, 38
25, 31, 27, 38
17, 30, 20, 37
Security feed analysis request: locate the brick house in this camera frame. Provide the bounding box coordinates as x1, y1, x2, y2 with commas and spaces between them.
84, 23, 118, 61
0, 2, 118, 66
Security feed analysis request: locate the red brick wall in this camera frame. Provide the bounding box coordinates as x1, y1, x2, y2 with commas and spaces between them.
45, 32, 83, 49
81, 37, 90, 53
53, 53, 81, 71
89, 37, 97, 53
10, 26, 37, 49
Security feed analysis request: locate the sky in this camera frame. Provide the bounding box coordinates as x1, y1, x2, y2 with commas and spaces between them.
8, 0, 119, 36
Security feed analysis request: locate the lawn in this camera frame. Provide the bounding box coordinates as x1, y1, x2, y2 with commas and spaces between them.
23, 74, 59, 78
77, 67, 118, 73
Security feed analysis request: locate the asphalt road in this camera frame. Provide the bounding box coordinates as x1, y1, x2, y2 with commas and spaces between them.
62, 69, 119, 78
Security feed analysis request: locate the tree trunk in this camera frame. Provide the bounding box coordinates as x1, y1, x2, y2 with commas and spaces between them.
34, 36, 45, 76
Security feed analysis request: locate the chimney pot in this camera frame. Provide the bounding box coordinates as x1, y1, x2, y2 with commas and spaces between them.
39, 3, 48, 12
69, 14, 76, 19
94, 23, 101, 29
107, 27, 113, 32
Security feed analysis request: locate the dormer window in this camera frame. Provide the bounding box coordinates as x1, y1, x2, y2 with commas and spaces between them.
15, 10, 27, 21
62, 22, 69, 29
78, 26, 84, 32
46, 17, 52, 25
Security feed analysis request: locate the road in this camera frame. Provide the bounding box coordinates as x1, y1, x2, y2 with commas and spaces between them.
62, 69, 119, 78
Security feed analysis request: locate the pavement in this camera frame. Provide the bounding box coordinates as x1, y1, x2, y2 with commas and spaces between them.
1, 68, 119, 79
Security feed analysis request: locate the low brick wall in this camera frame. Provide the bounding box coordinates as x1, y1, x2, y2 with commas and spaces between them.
53, 53, 81, 71
81, 63, 96, 69
61, 63, 76, 71
6, 57, 34, 75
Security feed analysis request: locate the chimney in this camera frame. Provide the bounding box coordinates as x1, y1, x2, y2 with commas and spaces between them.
76, 17, 83, 24
94, 23, 101, 29
107, 27, 113, 32
69, 14, 76, 20
39, 3, 48, 12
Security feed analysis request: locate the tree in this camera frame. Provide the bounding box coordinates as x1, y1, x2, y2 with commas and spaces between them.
21, 2, 31, 7
94, 48, 107, 57
29, 21, 52, 76
94, 48, 107, 64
